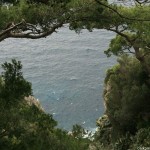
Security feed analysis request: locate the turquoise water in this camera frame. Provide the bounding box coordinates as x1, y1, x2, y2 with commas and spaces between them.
0, 26, 116, 130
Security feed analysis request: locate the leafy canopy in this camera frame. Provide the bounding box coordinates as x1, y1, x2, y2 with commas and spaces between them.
0, 0, 71, 41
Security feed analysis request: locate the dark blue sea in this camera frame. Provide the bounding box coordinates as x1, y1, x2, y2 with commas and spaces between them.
0, 26, 116, 131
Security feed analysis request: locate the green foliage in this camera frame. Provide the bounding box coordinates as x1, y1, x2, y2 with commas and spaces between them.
104, 55, 150, 139
0, 0, 71, 31
94, 115, 150, 150
69, 0, 107, 33
0, 1, 150, 149
104, 34, 131, 57
132, 127, 150, 148
69, 0, 150, 78
112, 127, 150, 150
0, 59, 32, 107
113, 133, 133, 150
69, 1, 150, 31
0, 59, 90, 150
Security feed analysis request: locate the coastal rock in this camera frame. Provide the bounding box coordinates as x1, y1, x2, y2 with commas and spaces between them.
24, 96, 44, 111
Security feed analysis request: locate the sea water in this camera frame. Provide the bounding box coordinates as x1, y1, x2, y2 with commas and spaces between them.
0, 26, 116, 130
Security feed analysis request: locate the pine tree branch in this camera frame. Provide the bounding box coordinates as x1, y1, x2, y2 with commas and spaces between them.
95, 0, 150, 22
0, 20, 64, 42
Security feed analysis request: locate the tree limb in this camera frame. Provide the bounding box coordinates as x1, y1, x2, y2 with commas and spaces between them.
0, 20, 64, 42
9, 22, 64, 39
95, 0, 150, 22
106, 27, 132, 43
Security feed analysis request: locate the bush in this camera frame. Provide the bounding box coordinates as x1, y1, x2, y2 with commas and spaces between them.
104, 55, 150, 138
132, 127, 150, 149
0, 59, 32, 107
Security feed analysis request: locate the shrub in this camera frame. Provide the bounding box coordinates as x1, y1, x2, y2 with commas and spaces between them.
0, 59, 32, 107
104, 55, 150, 138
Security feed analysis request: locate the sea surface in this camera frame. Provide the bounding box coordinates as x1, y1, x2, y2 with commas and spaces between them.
0, 26, 116, 131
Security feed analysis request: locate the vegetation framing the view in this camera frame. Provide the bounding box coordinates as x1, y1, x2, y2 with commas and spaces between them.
0, 0, 150, 149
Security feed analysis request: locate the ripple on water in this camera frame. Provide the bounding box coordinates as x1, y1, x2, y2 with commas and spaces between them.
0, 27, 116, 130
